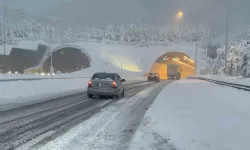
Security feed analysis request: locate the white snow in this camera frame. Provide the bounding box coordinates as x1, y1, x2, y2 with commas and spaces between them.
199, 75, 250, 86
66, 41, 203, 74
25, 81, 163, 150
0, 73, 88, 80
0, 40, 46, 55
129, 79, 250, 150
0, 78, 89, 109
15, 40, 47, 50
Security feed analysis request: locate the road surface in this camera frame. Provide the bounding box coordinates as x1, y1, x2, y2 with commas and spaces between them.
0, 81, 171, 150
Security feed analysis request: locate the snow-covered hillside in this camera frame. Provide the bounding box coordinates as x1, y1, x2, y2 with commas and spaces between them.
0, 6, 210, 51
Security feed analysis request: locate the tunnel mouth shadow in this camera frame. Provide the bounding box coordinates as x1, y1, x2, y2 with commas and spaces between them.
150, 51, 196, 79
42, 47, 90, 73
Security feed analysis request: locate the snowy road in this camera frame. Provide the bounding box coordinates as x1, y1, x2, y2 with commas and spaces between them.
13, 80, 170, 150
0, 81, 161, 150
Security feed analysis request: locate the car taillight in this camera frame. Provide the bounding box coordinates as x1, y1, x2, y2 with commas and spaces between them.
88, 80, 92, 87
112, 81, 117, 88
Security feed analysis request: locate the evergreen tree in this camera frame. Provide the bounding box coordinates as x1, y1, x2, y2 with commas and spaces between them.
64, 27, 73, 42
104, 23, 116, 41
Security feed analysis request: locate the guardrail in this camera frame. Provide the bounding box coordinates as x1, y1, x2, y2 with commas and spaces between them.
187, 76, 250, 91
0, 76, 91, 82
0, 76, 147, 83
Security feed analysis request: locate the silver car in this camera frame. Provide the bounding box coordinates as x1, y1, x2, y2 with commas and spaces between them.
87, 72, 126, 99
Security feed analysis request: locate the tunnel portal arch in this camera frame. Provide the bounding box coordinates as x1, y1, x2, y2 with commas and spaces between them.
150, 51, 196, 79
42, 45, 92, 73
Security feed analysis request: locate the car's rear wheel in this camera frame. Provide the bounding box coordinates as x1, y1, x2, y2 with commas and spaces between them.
122, 90, 125, 97
113, 92, 122, 100
87, 94, 93, 98
113, 95, 119, 100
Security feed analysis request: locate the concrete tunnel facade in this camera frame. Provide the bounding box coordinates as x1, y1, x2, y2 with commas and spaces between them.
150, 51, 196, 79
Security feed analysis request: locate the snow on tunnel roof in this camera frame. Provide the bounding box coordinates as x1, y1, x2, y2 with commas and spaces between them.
0, 40, 48, 55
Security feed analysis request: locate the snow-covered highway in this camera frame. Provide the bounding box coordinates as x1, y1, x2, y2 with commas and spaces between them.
0, 81, 167, 150
1, 77, 250, 150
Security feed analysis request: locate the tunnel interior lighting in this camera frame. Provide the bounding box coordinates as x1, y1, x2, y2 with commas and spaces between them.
174, 57, 180, 61
184, 56, 188, 61
163, 56, 171, 61
172, 59, 195, 69
187, 58, 194, 62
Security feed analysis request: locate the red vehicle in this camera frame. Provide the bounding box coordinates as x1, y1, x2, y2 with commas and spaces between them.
147, 72, 160, 82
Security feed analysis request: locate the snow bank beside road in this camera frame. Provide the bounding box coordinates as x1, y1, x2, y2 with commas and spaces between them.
129, 79, 250, 150
0, 73, 89, 80
199, 75, 250, 86
0, 78, 89, 109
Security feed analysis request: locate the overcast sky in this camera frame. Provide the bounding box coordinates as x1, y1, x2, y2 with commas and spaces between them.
1, 0, 250, 36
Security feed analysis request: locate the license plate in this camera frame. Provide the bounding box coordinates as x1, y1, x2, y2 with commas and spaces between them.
151, 75, 154, 77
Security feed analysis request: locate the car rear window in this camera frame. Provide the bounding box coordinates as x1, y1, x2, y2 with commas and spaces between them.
92, 73, 115, 80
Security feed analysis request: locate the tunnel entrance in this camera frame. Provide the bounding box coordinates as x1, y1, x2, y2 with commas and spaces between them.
150, 52, 196, 79
43, 47, 90, 73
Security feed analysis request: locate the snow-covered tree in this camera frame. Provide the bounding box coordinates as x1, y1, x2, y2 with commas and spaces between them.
0, 6, 62, 45
104, 23, 116, 41
200, 48, 208, 69
72, 23, 210, 46
63, 27, 73, 42
226, 41, 247, 76
118, 24, 127, 43
213, 47, 225, 75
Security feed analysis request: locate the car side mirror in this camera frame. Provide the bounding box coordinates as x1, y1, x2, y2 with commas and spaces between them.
121, 79, 126, 82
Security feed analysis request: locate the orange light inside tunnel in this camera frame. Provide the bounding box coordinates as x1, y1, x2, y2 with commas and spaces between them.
172, 59, 195, 69
186, 58, 194, 63
150, 55, 196, 80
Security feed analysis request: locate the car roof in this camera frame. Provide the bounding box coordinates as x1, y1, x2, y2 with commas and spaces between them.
94, 72, 116, 74
92, 72, 118, 76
